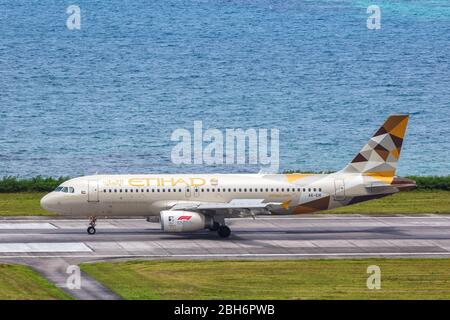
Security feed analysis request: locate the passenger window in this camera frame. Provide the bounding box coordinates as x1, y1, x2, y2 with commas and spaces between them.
313, 188, 316, 192
103, 189, 106, 193
119, 189, 122, 193
244, 188, 247, 192
162, 189, 165, 192
319, 188, 322, 192
238, 188, 242, 192
114, 189, 117, 193
167, 189, 171, 192
303, 188, 306, 192
281, 188, 284, 192
308, 188, 311, 192
212, 188, 215, 192
125, 189, 128, 192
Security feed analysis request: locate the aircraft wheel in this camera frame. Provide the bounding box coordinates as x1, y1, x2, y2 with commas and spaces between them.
217, 225, 231, 238
87, 226, 96, 235
209, 221, 220, 231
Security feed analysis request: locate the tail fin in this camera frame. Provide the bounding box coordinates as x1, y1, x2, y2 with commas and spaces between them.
341, 115, 409, 177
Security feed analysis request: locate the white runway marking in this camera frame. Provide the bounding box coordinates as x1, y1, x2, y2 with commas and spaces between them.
0, 242, 92, 253
5, 215, 450, 224
232, 216, 450, 220
0, 223, 56, 229
0, 252, 450, 259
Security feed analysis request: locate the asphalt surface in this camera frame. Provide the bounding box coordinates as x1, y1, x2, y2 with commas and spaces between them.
1, 214, 450, 299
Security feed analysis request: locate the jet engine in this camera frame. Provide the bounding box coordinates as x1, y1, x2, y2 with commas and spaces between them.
160, 210, 214, 232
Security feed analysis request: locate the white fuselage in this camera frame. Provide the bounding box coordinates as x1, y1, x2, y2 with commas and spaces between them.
39, 115, 416, 237
40, 173, 357, 216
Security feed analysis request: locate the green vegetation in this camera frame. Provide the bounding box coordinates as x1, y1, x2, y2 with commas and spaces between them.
0, 264, 72, 300
407, 175, 450, 191
0, 190, 449, 216
0, 176, 69, 193
0, 193, 52, 216
283, 172, 450, 191
81, 259, 450, 299
325, 190, 450, 214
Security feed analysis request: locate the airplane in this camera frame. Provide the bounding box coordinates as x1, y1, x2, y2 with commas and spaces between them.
40, 115, 416, 238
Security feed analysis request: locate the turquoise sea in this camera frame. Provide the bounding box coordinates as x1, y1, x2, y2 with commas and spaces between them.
0, 0, 449, 177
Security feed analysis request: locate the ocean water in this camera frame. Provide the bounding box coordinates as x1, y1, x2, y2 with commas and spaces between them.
0, 0, 449, 177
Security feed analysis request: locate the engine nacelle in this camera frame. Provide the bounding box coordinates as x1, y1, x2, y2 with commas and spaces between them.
160, 210, 213, 232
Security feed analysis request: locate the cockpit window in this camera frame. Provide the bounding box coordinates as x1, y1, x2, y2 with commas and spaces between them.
54, 186, 75, 193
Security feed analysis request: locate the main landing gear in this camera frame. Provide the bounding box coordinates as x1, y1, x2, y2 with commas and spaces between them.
208, 221, 220, 231
209, 222, 231, 238
217, 225, 231, 238
208, 216, 231, 238
87, 216, 97, 235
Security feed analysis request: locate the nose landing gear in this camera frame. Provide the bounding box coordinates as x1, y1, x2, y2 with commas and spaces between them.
87, 216, 97, 235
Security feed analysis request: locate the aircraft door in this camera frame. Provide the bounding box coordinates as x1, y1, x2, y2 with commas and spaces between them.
194, 187, 200, 197
334, 179, 345, 201
88, 180, 99, 202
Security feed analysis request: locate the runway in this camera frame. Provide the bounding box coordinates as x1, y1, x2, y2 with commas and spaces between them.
1, 214, 450, 299
1, 214, 450, 259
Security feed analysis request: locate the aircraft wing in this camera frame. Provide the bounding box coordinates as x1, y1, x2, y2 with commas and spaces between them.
169, 199, 282, 211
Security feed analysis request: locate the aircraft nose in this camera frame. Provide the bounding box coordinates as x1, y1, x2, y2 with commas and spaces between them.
40, 193, 57, 211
